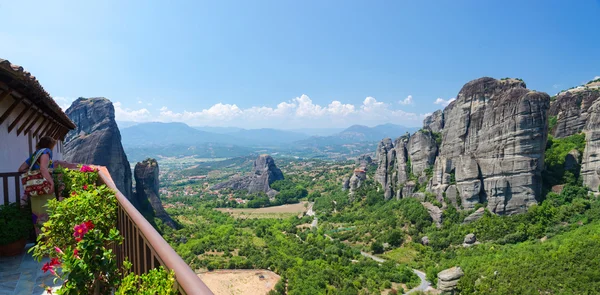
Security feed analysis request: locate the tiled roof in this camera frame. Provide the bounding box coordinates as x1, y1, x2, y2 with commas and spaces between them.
0, 58, 75, 129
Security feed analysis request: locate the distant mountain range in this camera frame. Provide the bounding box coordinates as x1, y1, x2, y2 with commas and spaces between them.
297, 123, 419, 146
119, 121, 418, 160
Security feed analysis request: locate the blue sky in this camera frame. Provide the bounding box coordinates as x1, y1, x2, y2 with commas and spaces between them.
1, 0, 599, 128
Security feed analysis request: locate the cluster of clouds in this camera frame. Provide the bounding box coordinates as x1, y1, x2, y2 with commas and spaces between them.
55, 94, 455, 128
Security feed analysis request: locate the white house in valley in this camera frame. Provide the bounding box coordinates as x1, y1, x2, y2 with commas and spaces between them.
0, 58, 75, 204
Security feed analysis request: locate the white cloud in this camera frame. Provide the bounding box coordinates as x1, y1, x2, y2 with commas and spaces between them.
434, 97, 455, 107
114, 102, 151, 121
54, 97, 75, 110
137, 100, 142, 104
398, 95, 414, 105
109, 95, 424, 128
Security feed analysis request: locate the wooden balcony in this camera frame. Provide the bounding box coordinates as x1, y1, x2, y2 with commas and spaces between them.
0, 169, 213, 295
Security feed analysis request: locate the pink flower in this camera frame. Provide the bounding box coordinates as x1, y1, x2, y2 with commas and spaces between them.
74, 249, 80, 259
42, 262, 51, 273
54, 247, 63, 255
73, 221, 94, 239
83, 184, 88, 190
79, 165, 94, 173
50, 258, 61, 266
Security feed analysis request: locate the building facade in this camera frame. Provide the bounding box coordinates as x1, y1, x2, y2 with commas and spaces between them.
0, 58, 75, 204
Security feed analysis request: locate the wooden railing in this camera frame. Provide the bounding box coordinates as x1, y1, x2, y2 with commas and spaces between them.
97, 167, 213, 295
0, 172, 21, 205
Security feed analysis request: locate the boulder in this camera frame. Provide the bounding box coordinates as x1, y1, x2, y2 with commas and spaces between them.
421, 236, 429, 245
134, 159, 178, 229
422, 202, 443, 227
462, 207, 485, 224
64, 97, 133, 200
437, 267, 464, 292
464, 233, 476, 244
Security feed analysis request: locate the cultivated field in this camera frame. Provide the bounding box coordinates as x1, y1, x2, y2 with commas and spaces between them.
215, 202, 309, 219
197, 270, 280, 295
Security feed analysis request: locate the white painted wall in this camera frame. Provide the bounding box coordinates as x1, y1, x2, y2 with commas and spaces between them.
0, 96, 65, 204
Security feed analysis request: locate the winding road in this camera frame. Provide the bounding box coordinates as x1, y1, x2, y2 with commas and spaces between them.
309, 205, 432, 294
360, 251, 432, 294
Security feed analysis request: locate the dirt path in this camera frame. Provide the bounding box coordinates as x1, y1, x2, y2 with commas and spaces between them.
197, 269, 280, 295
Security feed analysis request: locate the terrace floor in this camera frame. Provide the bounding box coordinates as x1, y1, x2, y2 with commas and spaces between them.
0, 244, 61, 295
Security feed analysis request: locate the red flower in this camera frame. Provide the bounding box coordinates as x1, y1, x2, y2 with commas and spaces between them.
83, 184, 88, 190
74, 248, 80, 258
71, 191, 77, 197
42, 262, 51, 273
84, 221, 94, 230
75, 237, 82, 242
50, 258, 61, 266
46, 287, 53, 294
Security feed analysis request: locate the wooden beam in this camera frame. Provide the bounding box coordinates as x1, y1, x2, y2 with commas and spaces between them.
0, 89, 12, 104
59, 128, 70, 140
0, 95, 23, 125
7, 102, 31, 133
32, 117, 48, 137
18, 107, 39, 135
45, 124, 57, 138
49, 125, 60, 138
39, 120, 54, 138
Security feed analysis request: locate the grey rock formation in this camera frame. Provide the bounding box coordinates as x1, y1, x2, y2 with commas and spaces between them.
348, 169, 367, 195
564, 149, 581, 172
581, 100, 600, 191
408, 130, 438, 176
212, 154, 284, 195
355, 154, 374, 168
64, 97, 133, 200
422, 202, 443, 227
548, 85, 600, 138
421, 236, 429, 245
464, 233, 476, 244
430, 77, 549, 215
445, 185, 459, 208
462, 207, 485, 224
437, 267, 464, 292
423, 109, 444, 133
342, 177, 350, 191
134, 159, 177, 229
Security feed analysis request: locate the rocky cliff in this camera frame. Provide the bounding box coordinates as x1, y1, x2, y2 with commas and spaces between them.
549, 80, 600, 191
375, 77, 550, 215
212, 154, 284, 195
134, 159, 178, 229
64, 97, 133, 199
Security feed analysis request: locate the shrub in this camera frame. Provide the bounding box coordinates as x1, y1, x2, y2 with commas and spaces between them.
117, 265, 176, 295
0, 203, 31, 245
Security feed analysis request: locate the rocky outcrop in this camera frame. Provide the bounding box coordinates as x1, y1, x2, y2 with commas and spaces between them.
407, 130, 438, 176
437, 267, 464, 292
423, 109, 444, 133
422, 202, 443, 227
430, 78, 549, 215
374, 133, 436, 200
463, 233, 476, 247
462, 207, 485, 224
355, 154, 374, 168
212, 154, 284, 195
342, 177, 350, 191
548, 82, 600, 138
581, 100, 600, 191
134, 159, 177, 229
64, 97, 133, 200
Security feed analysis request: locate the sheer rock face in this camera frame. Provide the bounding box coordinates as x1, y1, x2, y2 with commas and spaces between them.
581, 100, 600, 191
134, 159, 177, 229
212, 154, 284, 194
548, 86, 600, 138
423, 109, 444, 133
430, 78, 549, 215
375, 77, 550, 215
64, 97, 133, 200
407, 131, 438, 176
422, 202, 443, 227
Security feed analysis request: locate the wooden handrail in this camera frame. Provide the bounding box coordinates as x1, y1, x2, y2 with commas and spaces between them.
96, 166, 213, 295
